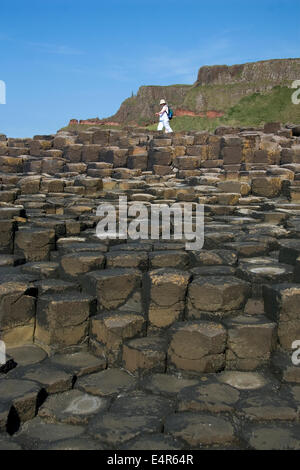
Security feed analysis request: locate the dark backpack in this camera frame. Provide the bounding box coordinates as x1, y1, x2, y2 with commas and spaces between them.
168, 107, 174, 120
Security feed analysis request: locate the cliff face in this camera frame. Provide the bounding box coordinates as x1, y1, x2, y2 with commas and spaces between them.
108, 58, 300, 124
195, 59, 300, 85
110, 85, 192, 125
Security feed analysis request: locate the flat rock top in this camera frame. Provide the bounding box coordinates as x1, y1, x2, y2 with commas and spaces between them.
50, 351, 106, 376
7, 345, 47, 367
165, 412, 235, 446
0, 379, 40, 402
15, 417, 85, 447
75, 368, 136, 397
218, 371, 267, 390
2, 126, 300, 449
38, 389, 108, 424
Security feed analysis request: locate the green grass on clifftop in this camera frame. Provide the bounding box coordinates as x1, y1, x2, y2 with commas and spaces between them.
60, 86, 300, 133
148, 86, 300, 131
226, 86, 300, 125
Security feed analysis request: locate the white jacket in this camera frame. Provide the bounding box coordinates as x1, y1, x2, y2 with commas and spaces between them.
159, 105, 169, 121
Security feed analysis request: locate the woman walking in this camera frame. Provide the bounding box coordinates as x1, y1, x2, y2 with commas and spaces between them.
155, 99, 173, 133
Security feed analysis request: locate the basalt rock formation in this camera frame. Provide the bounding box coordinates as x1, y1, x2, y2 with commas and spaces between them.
107, 58, 300, 125
1, 122, 300, 449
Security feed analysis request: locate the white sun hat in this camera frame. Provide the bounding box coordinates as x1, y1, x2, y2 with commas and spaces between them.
160, 99, 166, 105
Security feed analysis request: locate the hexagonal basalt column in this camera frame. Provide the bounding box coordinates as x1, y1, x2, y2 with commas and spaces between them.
236, 261, 293, 298
187, 276, 251, 319
84, 268, 143, 313
15, 227, 56, 262
167, 321, 227, 373
252, 177, 283, 198
0, 220, 16, 254
0, 281, 36, 347
264, 284, 300, 350
60, 252, 105, 279
35, 293, 96, 352
147, 269, 191, 329
91, 311, 145, 365
123, 336, 167, 374
224, 315, 277, 370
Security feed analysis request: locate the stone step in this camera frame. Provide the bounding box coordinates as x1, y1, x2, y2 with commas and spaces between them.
2, 125, 300, 448
35, 292, 96, 353
263, 283, 300, 349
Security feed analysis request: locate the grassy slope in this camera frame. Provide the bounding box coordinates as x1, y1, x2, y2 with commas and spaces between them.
60, 86, 300, 133
147, 86, 300, 132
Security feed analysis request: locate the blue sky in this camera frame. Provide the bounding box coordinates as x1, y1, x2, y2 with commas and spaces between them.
0, 0, 299, 137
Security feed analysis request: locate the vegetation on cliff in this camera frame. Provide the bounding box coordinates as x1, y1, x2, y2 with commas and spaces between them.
147, 86, 300, 132
61, 59, 300, 133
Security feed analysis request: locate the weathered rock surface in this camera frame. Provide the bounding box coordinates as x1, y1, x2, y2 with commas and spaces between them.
1, 123, 300, 449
